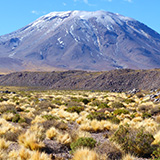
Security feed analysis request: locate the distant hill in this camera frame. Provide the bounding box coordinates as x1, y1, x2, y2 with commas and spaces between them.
0, 11, 160, 72
0, 69, 160, 91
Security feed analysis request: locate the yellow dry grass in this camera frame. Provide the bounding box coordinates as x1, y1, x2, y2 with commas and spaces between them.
72, 148, 99, 160
18, 130, 44, 150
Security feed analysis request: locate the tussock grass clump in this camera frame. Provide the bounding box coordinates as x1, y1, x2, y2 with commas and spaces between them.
80, 119, 118, 132
9, 147, 51, 160
42, 119, 68, 130
72, 148, 99, 160
46, 127, 58, 139
122, 154, 136, 160
0, 138, 10, 149
18, 130, 45, 151
0, 130, 21, 142
0, 104, 16, 114
46, 127, 72, 145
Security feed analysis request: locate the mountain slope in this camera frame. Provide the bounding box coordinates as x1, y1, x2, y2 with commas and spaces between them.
0, 11, 160, 72
0, 69, 160, 91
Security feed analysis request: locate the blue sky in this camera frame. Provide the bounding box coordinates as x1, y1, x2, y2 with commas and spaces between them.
0, 0, 160, 36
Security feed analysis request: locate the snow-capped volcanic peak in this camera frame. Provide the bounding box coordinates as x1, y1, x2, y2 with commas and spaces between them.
0, 10, 160, 73
41, 10, 134, 24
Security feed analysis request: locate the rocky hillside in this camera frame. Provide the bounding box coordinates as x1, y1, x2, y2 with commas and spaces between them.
0, 69, 160, 91
0, 11, 160, 72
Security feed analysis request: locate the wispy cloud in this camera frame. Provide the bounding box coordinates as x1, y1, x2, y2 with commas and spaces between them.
63, 2, 67, 6
124, 0, 133, 3
73, 0, 94, 6
31, 10, 46, 15
83, 0, 89, 4
31, 10, 39, 15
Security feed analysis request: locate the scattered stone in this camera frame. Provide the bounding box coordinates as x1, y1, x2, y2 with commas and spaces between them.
128, 88, 140, 94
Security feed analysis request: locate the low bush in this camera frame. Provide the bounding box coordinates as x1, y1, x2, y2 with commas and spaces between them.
152, 143, 160, 159
123, 99, 135, 104
95, 141, 122, 160
111, 102, 125, 108
42, 114, 59, 120
111, 125, 154, 157
81, 98, 91, 105
113, 109, 129, 116
70, 137, 97, 152
142, 112, 152, 119
108, 115, 120, 124
65, 106, 85, 114
87, 112, 120, 124
97, 102, 109, 109
12, 114, 21, 123
87, 112, 108, 121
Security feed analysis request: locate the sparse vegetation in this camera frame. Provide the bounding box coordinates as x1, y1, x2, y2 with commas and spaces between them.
0, 86, 159, 159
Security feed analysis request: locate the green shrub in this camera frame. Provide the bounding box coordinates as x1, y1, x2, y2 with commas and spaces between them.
123, 99, 135, 104
97, 103, 109, 109
81, 98, 90, 104
87, 112, 120, 124
12, 114, 20, 123
111, 102, 125, 108
65, 106, 84, 114
70, 137, 96, 152
113, 109, 129, 116
142, 112, 152, 119
42, 114, 59, 120
91, 100, 109, 109
0, 97, 8, 102
152, 143, 160, 159
87, 112, 108, 121
18, 117, 26, 123
111, 125, 154, 157
108, 115, 120, 124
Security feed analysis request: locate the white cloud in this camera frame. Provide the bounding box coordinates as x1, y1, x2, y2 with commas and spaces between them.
83, 0, 89, 4
31, 10, 39, 15
73, 0, 89, 5
73, 0, 96, 6
124, 0, 133, 3
31, 10, 46, 15
63, 2, 67, 6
